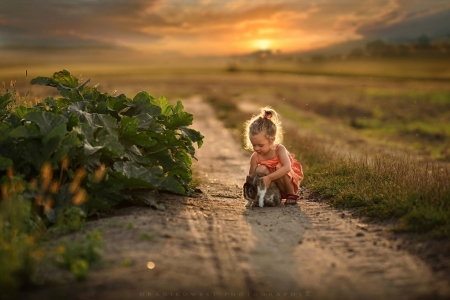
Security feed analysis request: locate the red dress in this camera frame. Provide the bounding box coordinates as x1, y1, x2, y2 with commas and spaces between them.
256, 145, 304, 194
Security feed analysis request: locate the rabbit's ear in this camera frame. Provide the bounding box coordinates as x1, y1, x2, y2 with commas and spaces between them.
246, 175, 253, 183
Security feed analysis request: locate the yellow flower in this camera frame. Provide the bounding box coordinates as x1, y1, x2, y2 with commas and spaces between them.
72, 188, 87, 206
56, 244, 66, 255
49, 180, 60, 194
93, 164, 106, 183
61, 156, 69, 171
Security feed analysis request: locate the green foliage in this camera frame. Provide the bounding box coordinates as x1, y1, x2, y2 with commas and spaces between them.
0, 69, 203, 223
0, 177, 46, 292
55, 230, 104, 281
138, 232, 154, 241
121, 258, 133, 267
51, 206, 86, 234
205, 88, 450, 238
0, 93, 13, 121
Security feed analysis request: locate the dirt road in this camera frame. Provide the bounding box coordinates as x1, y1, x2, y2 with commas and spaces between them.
23, 98, 449, 300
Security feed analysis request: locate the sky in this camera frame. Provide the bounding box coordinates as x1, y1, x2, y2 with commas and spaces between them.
1, 0, 449, 66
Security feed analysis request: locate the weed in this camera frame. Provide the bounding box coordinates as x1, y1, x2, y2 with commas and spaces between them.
0, 176, 45, 292
55, 230, 104, 281
126, 222, 135, 229
51, 206, 86, 234
138, 232, 154, 241
121, 258, 133, 267
205, 81, 450, 238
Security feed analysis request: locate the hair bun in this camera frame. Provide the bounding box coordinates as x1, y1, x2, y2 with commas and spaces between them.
263, 110, 273, 119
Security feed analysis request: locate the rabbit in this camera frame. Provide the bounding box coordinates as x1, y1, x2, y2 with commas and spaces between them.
243, 174, 281, 208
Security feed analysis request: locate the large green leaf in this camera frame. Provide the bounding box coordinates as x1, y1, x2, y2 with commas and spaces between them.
73, 123, 95, 144
42, 124, 67, 145
160, 176, 186, 195
106, 94, 128, 112
180, 127, 204, 148
157, 96, 172, 116
30, 70, 80, 96
111, 161, 164, 189
56, 98, 72, 109
24, 111, 68, 136
69, 104, 118, 137
62, 130, 81, 148
40, 124, 67, 163
134, 113, 164, 132
5, 106, 37, 128
84, 143, 103, 156
133, 91, 157, 105
30, 76, 54, 86
9, 123, 42, 139
0, 123, 12, 142
0, 156, 13, 170
95, 114, 119, 138
82, 86, 100, 101
66, 112, 80, 130
125, 91, 162, 116
52, 69, 79, 88
85, 175, 124, 215
97, 135, 124, 157
60, 89, 83, 102
68, 101, 89, 112
163, 111, 194, 130
120, 116, 157, 148
44, 97, 58, 108
22, 139, 46, 173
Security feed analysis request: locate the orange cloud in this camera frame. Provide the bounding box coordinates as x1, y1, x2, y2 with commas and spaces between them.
0, 0, 449, 63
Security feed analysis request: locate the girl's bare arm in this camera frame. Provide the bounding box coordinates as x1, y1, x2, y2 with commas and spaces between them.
265, 145, 291, 181
248, 152, 258, 175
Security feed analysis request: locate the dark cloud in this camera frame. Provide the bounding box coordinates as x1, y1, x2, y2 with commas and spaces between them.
356, 7, 450, 41
0, 0, 164, 49
0, 0, 449, 60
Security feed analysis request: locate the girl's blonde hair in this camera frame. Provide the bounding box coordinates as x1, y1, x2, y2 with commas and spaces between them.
243, 106, 283, 150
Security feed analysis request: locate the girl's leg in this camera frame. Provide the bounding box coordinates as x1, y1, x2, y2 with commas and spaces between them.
276, 174, 299, 204
275, 174, 295, 195
255, 165, 270, 177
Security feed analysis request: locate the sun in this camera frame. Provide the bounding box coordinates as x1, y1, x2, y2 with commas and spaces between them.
253, 39, 273, 50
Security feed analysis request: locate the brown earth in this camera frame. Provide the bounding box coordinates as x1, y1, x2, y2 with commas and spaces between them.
20, 97, 450, 300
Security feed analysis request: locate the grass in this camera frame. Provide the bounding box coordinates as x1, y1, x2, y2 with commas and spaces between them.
232, 57, 450, 81
4, 61, 450, 238
198, 76, 450, 238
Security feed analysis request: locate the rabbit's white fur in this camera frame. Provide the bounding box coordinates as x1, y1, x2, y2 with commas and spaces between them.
243, 174, 281, 208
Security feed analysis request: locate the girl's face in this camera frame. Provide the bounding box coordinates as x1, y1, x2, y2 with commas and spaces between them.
250, 131, 274, 155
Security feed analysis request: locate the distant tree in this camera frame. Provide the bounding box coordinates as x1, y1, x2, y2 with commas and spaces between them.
417, 34, 430, 46
349, 47, 364, 58
311, 54, 325, 62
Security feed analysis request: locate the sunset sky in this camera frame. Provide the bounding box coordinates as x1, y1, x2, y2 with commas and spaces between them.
1, 0, 449, 66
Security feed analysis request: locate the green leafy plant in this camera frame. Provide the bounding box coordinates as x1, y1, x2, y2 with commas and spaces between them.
0, 69, 203, 222
138, 232, 154, 241
55, 230, 104, 281
0, 174, 45, 292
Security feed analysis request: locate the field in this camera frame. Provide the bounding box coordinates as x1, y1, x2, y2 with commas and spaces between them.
1, 60, 450, 296
3, 59, 450, 227
90, 65, 450, 238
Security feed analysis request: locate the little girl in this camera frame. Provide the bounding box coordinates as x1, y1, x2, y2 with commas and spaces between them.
244, 106, 304, 205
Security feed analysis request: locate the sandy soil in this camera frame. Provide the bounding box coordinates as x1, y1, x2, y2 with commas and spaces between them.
20, 97, 450, 300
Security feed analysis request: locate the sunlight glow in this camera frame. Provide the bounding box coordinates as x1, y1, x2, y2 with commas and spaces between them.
253, 39, 273, 50
147, 261, 155, 269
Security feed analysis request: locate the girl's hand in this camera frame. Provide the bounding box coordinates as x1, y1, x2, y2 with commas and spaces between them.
262, 176, 271, 189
